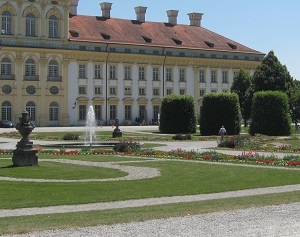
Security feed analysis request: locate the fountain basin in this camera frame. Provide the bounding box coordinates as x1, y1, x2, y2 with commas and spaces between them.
41, 141, 119, 149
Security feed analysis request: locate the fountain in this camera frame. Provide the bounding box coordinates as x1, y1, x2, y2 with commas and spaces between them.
85, 105, 97, 145
12, 111, 38, 166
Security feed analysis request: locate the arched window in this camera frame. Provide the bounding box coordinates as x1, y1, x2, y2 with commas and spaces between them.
1, 58, 12, 76
48, 60, 59, 79
1, 11, 12, 35
26, 101, 36, 122
49, 102, 59, 122
25, 58, 35, 77
25, 13, 36, 36
1, 101, 12, 121
49, 15, 58, 38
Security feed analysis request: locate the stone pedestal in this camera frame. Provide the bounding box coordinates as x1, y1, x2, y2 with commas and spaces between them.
12, 111, 38, 166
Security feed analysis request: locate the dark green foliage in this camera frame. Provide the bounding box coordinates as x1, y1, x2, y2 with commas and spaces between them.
172, 134, 192, 140
113, 141, 140, 152
200, 93, 241, 135
252, 51, 294, 93
289, 81, 300, 123
249, 91, 291, 136
218, 136, 248, 148
62, 133, 79, 140
160, 94, 197, 134
231, 69, 252, 126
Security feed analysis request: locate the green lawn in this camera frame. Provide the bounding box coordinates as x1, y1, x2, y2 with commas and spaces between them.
0, 154, 299, 235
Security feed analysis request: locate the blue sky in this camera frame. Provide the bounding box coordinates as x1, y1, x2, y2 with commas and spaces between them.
78, 0, 300, 80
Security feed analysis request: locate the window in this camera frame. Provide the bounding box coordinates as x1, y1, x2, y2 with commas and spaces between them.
94, 105, 102, 120
1, 11, 12, 35
109, 65, 116, 79
211, 89, 217, 93
139, 106, 146, 119
26, 101, 36, 122
138, 67, 145, 80
1, 101, 11, 121
124, 66, 131, 80
179, 69, 185, 82
139, 88, 145, 95
2, 85, 12, 94
49, 15, 58, 38
223, 89, 229, 93
125, 105, 131, 120
109, 105, 116, 120
166, 68, 172, 81
94, 86, 101, 95
222, 71, 228, 83
48, 60, 59, 79
211, 70, 216, 83
199, 70, 205, 83
49, 86, 59, 95
199, 89, 205, 97
79, 64, 86, 78
25, 59, 35, 77
153, 67, 159, 81
124, 87, 131, 95
153, 88, 159, 96
26, 13, 36, 36
153, 105, 160, 122
1, 58, 12, 76
94, 65, 101, 79
26, 85, 36, 95
79, 105, 86, 120
166, 88, 172, 95
179, 89, 185, 95
49, 102, 59, 122
109, 87, 116, 95
78, 86, 86, 94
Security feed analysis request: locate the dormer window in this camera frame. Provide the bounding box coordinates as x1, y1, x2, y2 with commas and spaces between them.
172, 38, 182, 45
227, 43, 237, 49
204, 41, 214, 48
100, 32, 111, 40
142, 36, 152, 43
69, 30, 79, 37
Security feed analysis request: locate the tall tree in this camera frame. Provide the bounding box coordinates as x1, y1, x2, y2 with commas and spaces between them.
252, 51, 294, 93
230, 69, 252, 126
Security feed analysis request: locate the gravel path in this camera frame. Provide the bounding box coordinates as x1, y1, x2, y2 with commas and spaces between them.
3, 202, 300, 237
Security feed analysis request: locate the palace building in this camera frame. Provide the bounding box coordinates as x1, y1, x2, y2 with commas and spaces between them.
0, 0, 264, 126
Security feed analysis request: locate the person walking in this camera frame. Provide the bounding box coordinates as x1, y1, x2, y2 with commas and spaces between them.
218, 126, 227, 142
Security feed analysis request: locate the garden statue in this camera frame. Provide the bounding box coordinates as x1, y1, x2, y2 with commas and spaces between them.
12, 111, 38, 166
112, 118, 122, 138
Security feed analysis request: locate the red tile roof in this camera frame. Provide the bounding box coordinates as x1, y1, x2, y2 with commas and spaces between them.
69, 15, 263, 55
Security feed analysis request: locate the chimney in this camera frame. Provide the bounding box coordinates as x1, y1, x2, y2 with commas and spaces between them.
188, 12, 204, 26
167, 10, 179, 25
135, 6, 147, 22
69, 0, 79, 15
100, 2, 113, 18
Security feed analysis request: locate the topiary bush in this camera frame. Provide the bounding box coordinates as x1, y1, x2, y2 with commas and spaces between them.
200, 92, 241, 136
160, 94, 197, 134
113, 141, 141, 152
172, 134, 192, 140
62, 133, 80, 140
249, 91, 291, 136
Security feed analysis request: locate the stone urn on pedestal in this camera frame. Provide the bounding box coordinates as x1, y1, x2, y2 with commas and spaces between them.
112, 119, 122, 138
12, 111, 38, 166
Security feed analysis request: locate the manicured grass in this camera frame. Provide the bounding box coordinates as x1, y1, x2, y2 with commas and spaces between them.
0, 191, 299, 235
0, 156, 299, 210
0, 159, 127, 179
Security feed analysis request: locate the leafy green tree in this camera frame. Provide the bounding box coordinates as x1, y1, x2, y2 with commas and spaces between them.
252, 51, 294, 93
289, 81, 300, 123
249, 91, 291, 136
231, 69, 252, 126
160, 94, 197, 134
200, 93, 241, 135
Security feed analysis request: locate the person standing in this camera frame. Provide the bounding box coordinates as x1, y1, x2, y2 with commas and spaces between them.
218, 126, 227, 142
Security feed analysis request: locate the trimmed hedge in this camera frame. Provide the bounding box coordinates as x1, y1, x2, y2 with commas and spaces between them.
249, 91, 291, 136
160, 94, 197, 134
200, 93, 241, 135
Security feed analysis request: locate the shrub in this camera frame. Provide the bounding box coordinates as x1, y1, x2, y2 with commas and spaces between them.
62, 133, 80, 141
113, 141, 141, 152
200, 93, 241, 136
249, 91, 292, 136
160, 94, 197, 134
172, 134, 192, 140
